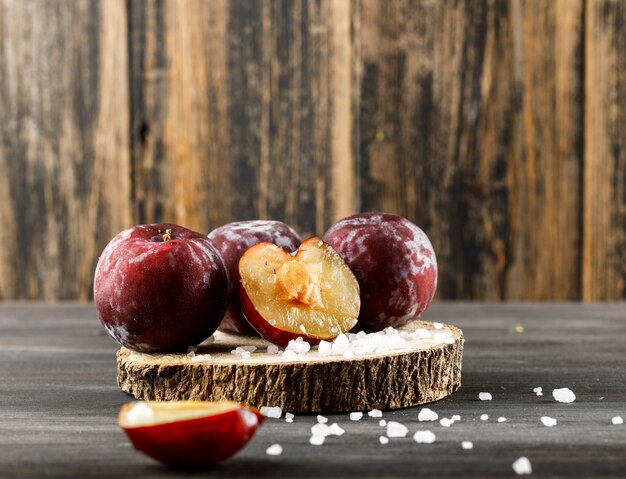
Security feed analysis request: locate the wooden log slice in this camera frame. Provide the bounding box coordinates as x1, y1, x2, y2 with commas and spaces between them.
117, 320, 463, 413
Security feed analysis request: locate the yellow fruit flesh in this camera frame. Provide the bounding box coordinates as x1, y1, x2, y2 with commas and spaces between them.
240, 240, 360, 339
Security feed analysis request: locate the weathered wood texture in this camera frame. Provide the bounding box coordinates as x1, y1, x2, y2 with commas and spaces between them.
583, 0, 626, 300
117, 321, 463, 412
0, 0, 132, 300
356, 0, 583, 300
1, 0, 625, 301
129, 0, 354, 238
1, 303, 626, 478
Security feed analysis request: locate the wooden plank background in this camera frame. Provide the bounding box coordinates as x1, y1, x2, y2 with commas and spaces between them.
0, 0, 624, 301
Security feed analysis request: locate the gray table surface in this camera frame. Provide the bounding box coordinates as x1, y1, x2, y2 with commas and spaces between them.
0, 302, 625, 478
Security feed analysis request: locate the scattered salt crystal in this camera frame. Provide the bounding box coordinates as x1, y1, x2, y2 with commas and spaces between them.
349, 412, 363, 421
379, 436, 389, 444
512, 456, 532, 475
241, 351, 251, 359
552, 388, 576, 403
479, 392, 493, 401
461, 441, 473, 450
379, 419, 387, 427
387, 421, 409, 438
332, 334, 350, 355
497, 417, 507, 423
285, 337, 310, 354
317, 415, 328, 424
231, 346, 256, 357
328, 423, 345, 436
309, 435, 325, 446
612, 416, 623, 425
451, 414, 461, 422
241, 345, 257, 352
541, 416, 557, 427
266, 444, 283, 456
260, 406, 282, 419
368, 409, 383, 418
433, 332, 447, 342
433, 322, 444, 329
191, 354, 212, 362
285, 413, 294, 423
439, 418, 452, 427
267, 345, 280, 354
343, 350, 356, 359
418, 408, 439, 422
480, 414, 489, 421
317, 340, 332, 356
281, 350, 298, 361
413, 430, 436, 444
384, 326, 399, 336
533, 387, 543, 396
186, 346, 197, 358
444, 337, 455, 344
410, 328, 432, 339
311, 423, 330, 436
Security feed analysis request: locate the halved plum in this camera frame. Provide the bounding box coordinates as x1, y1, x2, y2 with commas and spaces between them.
118, 400, 264, 467
239, 237, 360, 347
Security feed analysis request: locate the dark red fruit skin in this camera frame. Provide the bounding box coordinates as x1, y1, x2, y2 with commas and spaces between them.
123, 407, 265, 467
94, 223, 229, 353
322, 212, 437, 331
208, 220, 301, 335
238, 279, 322, 348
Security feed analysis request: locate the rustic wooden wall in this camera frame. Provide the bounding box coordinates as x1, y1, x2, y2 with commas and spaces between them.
0, 0, 624, 301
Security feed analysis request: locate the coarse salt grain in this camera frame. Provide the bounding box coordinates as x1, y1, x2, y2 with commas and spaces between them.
266, 444, 283, 456
451, 414, 461, 422
480, 414, 489, 421
317, 340, 332, 356
368, 409, 383, 418
311, 423, 329, 437
285, 413, 294, 423
332, 334, 350, 355
497, 417, 507, 423
433, 322, 444, 329
512, 456, 532, 475
379, 436, 389, 445
317, 415, 328, 424
285, 337, 310, 354
191, 354, 212, 362
418, 408, 438, 422
350, 412, 363, 421
479, 392, 493, 401
281, 350, 298, 361
328, 423, 345, 436
462, 441, 473, 450
439, 418, 452, 427
260, 406, 282, 419
413, 430, 436, 444
343, 350, 356, 359
387, 421, 409, 438
267, 345, 280, 354
612, 416, 623, 425
310, 435, 325, 446
541, 416, 557, 427
379, 419, 387, 427
552, 388, 576, 403
533, 387, 543, 396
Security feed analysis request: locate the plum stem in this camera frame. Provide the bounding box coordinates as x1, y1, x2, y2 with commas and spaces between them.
163, 229, 172, 242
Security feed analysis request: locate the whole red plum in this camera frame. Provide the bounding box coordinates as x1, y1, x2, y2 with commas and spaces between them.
94, 223, 229, 353
208, 220, 302, 335
322, 213, 437, 331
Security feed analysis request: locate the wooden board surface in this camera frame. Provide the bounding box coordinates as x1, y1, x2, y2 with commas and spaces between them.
1, 302, 626, 478
117, 320, 463, 412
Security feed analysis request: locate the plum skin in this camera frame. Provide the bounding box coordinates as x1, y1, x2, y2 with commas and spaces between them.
322, 212, 437, 331
94, 223, 229, 353
208, 220, 302, 335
